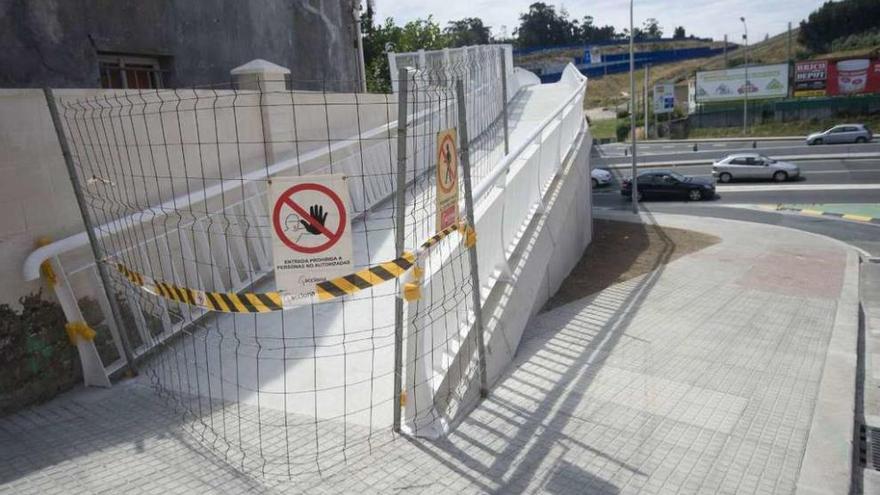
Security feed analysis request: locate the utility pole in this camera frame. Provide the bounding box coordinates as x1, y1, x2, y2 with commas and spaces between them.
629, 0, 638, 214
644, 64, 650, 140
787, 22, 792, 63
723, 34, 728, 67
354, 1, 367, 92
741, 17, 749, 135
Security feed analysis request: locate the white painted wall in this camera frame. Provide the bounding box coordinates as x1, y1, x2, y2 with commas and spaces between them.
0, 89, 85, 305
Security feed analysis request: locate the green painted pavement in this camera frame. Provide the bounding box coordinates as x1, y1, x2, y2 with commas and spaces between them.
782, 203, 880, 219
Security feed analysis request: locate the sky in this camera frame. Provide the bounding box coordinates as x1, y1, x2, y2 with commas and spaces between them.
373, 0, 828, 43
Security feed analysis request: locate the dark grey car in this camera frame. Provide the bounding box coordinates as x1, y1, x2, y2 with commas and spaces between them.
806, 124, 873, 145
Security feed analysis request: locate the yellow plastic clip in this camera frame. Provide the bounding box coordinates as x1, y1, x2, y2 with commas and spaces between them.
463, 226, 477, 248
403, 281, 422, 301
399, 390, 407, 407
65, 321, 96, 345
36, 237, 58, 287
411, 264, 424, 281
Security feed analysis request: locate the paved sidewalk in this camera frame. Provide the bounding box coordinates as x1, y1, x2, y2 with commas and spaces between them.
0, 213, 858, 494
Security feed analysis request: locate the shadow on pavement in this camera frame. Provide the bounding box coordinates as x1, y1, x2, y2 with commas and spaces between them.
404, 209, 679, 493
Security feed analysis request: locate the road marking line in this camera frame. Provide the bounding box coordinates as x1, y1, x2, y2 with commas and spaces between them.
803, 168, 880, 175
716, 183, 880, 192
770, 205, 880, 226
842, 214, 873, 222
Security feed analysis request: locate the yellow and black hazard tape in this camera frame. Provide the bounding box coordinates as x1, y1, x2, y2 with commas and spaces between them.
115, 263, 284, 313
315, 251, 416, 301
418, 222, 462, 251
315, 221, 471, 301
113, 220, 476, 312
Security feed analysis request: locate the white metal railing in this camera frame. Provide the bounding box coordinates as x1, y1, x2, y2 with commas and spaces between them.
25, 59, 585, 409
404, 64, 587, 436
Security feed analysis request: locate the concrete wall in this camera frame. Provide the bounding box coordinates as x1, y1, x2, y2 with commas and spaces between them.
0, 89, 85, 305
0, 0, 361, 91
0, 87, 396, 307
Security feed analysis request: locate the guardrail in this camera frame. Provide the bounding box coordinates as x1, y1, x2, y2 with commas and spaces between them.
404, 64, 587, 436
24, 51, 527, 385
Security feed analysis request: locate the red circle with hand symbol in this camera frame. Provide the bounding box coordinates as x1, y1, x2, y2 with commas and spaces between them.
272, 183, 347, 254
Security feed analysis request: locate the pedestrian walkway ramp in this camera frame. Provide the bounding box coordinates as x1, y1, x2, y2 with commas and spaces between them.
24, 44, 592, 476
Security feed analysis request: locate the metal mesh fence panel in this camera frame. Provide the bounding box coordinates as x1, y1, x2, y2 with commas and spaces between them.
53, 81, 408, 478
48, 44, 512, 476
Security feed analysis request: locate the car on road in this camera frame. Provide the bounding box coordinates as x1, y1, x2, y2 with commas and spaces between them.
712, 153, 801, 183
805, 124, 873, 145
621, 170, 715, 201
591, 168, 613, 187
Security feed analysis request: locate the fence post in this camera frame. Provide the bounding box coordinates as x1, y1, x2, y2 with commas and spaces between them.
455, 79, 489, 398
500, 47, 510, 155
43, 88, 138, 376
392, 68, 409, 432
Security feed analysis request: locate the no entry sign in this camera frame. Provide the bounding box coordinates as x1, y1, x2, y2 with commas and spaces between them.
435, 128, 460, 231
269, 174, 353, 301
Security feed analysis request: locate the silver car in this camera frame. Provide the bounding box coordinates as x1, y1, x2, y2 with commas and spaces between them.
712, 154, 801, 183
806, 123, 873, 145
591, 167, 613, 187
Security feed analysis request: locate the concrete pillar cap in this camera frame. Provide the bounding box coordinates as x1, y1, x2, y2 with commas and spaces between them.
230, 59, 291, 76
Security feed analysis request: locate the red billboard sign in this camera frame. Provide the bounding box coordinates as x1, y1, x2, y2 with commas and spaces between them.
794, 58, 880, 97
793, 60, 827, 97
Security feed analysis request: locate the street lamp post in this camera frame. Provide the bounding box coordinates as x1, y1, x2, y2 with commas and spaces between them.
629, 0, 638, 213
741, 17, 748, 135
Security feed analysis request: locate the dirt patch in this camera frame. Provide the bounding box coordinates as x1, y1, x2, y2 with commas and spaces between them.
543, 219, 720, 311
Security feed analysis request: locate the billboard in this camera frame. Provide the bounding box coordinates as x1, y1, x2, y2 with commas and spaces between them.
793, 60, 828, 97
795, 58, 880, 97
653, 83, 675, 113
695, 64, 789, 102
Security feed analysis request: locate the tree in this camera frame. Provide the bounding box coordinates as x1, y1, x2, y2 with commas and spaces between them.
799, 0, 880, 52
642, 18, 663, 39
673, 26, 686, 39
577, 15, 618, 43
361, 5, 449, 92
445, 18, 491, 47
514, 2, 578, 47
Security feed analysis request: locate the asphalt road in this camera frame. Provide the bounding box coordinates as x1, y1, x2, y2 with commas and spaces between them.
594, 158, 880, 205
595, 140, 880, 164
599, 138, 814, 156
590, 139, 880, 255
594, 202, 880, 256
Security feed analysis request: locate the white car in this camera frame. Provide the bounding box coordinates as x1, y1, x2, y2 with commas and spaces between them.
592, 168, 613, 187
712, 154, 801, 183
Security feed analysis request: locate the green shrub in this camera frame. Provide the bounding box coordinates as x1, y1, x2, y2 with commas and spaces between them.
616, 122, 631, 142
616, 109, 630, 119
0, 292, 79, 414
830, 28, 880, 52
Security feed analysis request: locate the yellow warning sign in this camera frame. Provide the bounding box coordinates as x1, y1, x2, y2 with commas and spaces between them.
435, 128, 459, 232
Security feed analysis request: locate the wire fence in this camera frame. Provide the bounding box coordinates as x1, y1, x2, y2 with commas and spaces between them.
690, 94, 880, 128
47, 45, 515, 477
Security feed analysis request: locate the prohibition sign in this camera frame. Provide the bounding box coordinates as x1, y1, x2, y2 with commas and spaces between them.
272, 182, 347, 254
437, 132, 457, 194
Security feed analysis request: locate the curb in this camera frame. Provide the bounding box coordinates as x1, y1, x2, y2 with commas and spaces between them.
598, 152, 880, 169
593, 209, 862, 495
772, 205, 880, 226
795, 249, 861, 495
640, 136, 811, 143
599, 137, 878, 144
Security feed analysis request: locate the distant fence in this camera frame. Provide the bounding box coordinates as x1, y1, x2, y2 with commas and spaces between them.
513, 37, 717, 56
536, 46, 728, 82
30, 44, 587, 477
690, 94, 880, 128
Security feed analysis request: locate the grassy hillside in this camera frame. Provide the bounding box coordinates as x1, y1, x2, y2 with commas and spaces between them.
583, 28, 880, 109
